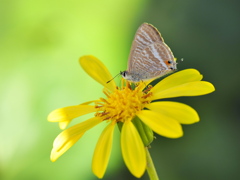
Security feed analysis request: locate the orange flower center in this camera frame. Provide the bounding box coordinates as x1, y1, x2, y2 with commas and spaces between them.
95, 81, 152, 123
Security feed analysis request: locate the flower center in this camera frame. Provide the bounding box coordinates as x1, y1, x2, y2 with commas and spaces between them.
95, 81, 152, 123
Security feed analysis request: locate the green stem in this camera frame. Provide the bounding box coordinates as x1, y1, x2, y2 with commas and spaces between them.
146, 147, 159, 180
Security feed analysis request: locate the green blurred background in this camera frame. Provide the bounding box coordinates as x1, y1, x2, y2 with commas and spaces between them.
1, 0, 239, 179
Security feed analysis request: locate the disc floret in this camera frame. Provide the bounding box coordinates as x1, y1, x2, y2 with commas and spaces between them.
95, 82, 152, 123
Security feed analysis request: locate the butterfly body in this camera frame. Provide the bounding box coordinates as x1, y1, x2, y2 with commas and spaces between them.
122, 23, 177, 82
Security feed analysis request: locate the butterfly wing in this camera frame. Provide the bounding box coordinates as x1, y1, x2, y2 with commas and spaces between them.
128, 23, 164, 71
127, 23, 175, 80
133, 42, 175, 80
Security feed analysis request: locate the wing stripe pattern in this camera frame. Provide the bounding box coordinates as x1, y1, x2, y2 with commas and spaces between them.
124, 23, 177, 82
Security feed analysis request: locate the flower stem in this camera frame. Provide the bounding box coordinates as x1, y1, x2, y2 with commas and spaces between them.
146, 147, 159, 180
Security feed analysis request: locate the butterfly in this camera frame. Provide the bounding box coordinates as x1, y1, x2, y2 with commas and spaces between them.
121, 23, 177, 82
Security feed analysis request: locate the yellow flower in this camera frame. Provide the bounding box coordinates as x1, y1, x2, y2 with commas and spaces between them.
48, 55, 215, 178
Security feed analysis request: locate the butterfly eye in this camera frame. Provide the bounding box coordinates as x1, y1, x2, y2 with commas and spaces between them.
120, 71, 127, 77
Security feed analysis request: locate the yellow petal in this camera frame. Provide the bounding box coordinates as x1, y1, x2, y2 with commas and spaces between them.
137, 110, 183, 138
152, 81, 215, 100
51, 133, 84, 162
48, 105, 96, 129
146, 101, 199, 124
55, 101, 100, 129
92, 123, 115, 178
80, 100, 100, 105
59, 121, 70, 130
50, 117, 102, 162
151, 69, 203, 93
121, 121, 146, 178
79, 55, 116, 92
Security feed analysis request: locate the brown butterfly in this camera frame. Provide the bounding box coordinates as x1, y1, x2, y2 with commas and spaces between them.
121, 23, 177, 82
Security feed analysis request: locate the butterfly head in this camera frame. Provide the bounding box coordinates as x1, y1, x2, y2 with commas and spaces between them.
121, 71, 143, 82
121, 71, 134, 81
120, 71, 128, 79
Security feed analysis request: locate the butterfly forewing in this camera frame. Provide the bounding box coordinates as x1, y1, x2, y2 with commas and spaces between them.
128, 23, 164, 71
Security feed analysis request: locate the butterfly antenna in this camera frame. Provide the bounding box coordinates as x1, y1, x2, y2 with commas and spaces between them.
106, 72, 121, 83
